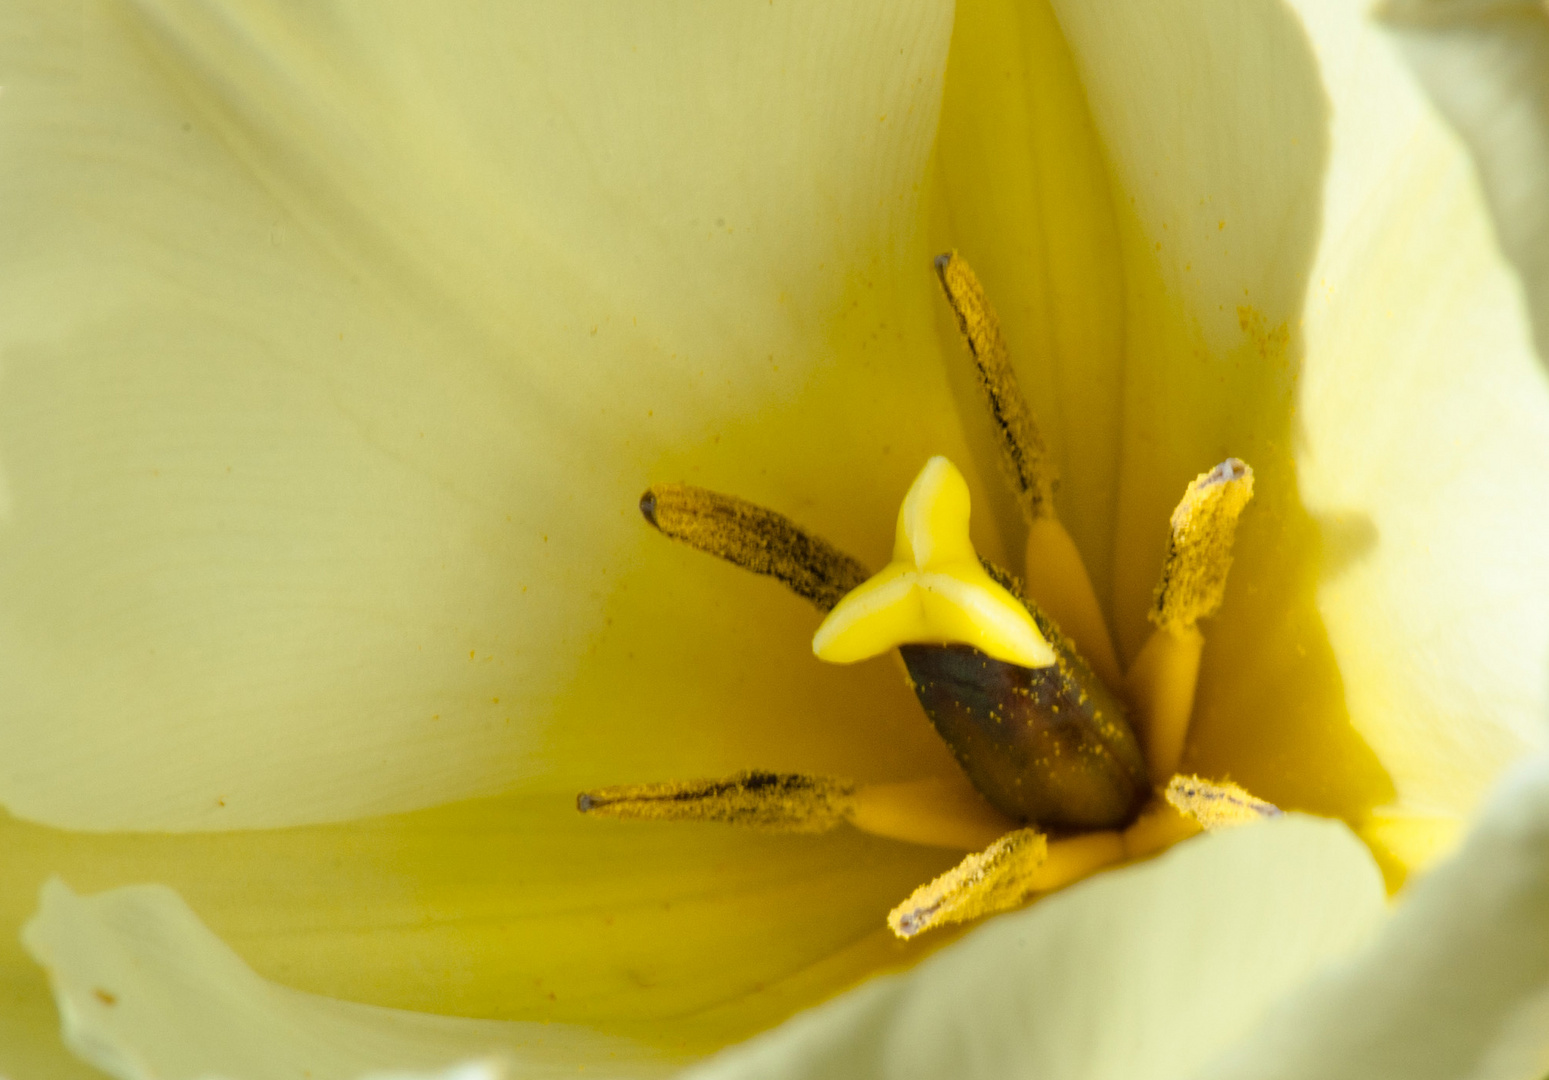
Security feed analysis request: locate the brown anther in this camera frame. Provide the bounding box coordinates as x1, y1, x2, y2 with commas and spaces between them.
641, 484, 869, 612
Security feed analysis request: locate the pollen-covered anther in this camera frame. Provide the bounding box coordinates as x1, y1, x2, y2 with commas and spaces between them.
932, 252, 1054, 521
639, 483, 869, 612
811, 456, 1055, 669
576, 771, 857, 833
887, 827, 1048, 938
889, 827, 1128, 938
1127, 458, 1255, 783
1148, 458, 1255, 635
1164, 774, 1282, 831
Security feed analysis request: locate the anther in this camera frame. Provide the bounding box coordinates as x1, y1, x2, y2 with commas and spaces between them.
640, 483, 869, 612
933, 252, 1121, 686
578, 768, 1020, 850
1148, 458, 1255, 634
1165, 774, 1281, 830
887, 827, 1048, 938
1126, 459, 1255, 783
933, 252, 1055, 520
577, 771, 857, 833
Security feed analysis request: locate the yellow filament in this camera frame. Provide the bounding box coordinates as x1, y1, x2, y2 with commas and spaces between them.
1124, 624, 1205, 784
812, 457, 1055, 668
576, 771, 856, 833
1121, 799, 1202, 859
1165, 774, 1282, 831
1025, 516, 1122, 690
1023, 830, 1126, 892
1149, 459, 1255, 634
850, 775, 1017, 851
887, 828, 1048, 938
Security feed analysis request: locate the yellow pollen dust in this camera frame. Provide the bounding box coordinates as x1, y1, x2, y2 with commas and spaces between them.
811, 457, 1055, 668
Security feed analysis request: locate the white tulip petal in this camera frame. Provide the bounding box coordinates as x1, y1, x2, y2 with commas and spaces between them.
1194, 754, 1549, 1080
679, 816, 1385, 1080
1292, 0, 1549, 818
0, 1, 977, 831
1381, 0, 1549, 367
22, 878, 673, 1080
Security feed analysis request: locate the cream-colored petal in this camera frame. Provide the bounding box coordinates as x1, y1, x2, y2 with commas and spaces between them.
1194, 754, 1549, 1080
22, 879, 672, 1080
0, 1, 979, 831
1290, 0, 1549, 823
0, 796, 959, 1062
1049, 0, 1549, 836
1382, 0, 1549, 367
681, 816, 1385, 1079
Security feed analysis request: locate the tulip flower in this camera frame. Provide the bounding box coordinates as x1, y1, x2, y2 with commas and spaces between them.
2, 1, 1548, 1078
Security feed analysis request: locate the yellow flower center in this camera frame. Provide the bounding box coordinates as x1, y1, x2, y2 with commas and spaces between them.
580, 252, 1277, 940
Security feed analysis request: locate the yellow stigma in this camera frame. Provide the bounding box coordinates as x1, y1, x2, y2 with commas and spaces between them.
811, 456, 1056, 668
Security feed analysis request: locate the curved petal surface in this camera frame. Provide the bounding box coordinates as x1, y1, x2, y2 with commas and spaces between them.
22, 879, 671, 1080
0, 1, 975, 831
1382, 0, 1549, 368
678, 817, 1385, 1080
0, 796, 960, 1068
1194, 754, 1549, 1080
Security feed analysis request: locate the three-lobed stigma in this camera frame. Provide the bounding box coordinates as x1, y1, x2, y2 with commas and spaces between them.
811, 456, 1055, 669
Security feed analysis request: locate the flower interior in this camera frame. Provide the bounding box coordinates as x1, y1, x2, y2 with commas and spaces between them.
579, 253, 1278, 937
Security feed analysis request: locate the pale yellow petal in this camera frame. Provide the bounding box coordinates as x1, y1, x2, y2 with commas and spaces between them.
1048, 0, 1549, 838
682, 817, 1385, 1079
22, 879, 671, 1080
1196, 754, 1549, 1080
0, 1, 974, 831
1382, 0, 1549, 366
0, 797, 959, 1062
1289, 0, 1549, 822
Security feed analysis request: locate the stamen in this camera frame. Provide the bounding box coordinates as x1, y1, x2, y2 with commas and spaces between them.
933, 252, 1120, 686
1148, 459, 1255, 634
888, 827, 1129, 939
640, 484, 869, 612
1165, 774, 1282, 831
887, 827, 1048, 938
812, 457, 1055, 668
850, 775, 1017, 851
1126, 459, 1254, 782
577, 771, 857, 833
